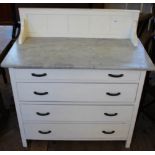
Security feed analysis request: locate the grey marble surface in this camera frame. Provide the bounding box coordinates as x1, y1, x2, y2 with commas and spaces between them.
1, 37, 155, 70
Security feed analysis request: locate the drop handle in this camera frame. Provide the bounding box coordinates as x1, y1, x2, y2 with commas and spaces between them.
104, 113, 118, 116
108, 74, 124, 78
33, 91, 48, 95
106, 92, 121, 96
38, 130, 51, 134
102, 130, 115, 134
31, 73, 47, 77
36, 112, 50, 116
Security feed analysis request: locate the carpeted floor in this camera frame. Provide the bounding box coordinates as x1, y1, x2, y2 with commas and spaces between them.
0, 26, 155, 151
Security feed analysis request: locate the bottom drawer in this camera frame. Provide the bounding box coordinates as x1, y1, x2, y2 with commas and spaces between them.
24, 123, 129, 140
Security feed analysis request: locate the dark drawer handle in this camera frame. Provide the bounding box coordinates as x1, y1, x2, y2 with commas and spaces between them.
36, 112, 50, 116
104, 113, 118, 116
34, 91, 48, 95
108, 74, 124, 78
102, 130, 115, 134
106, 92, 121, 96
38, 130, 51, 134
31, 73, 47, 77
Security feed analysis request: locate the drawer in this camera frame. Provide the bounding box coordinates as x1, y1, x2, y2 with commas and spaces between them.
17, 83, 138, 102
21, 105, 133, 122
24, 123, 129, 140
14, 69, 140, 83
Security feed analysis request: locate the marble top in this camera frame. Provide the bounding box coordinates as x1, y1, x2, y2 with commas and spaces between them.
1, 37, 155, 70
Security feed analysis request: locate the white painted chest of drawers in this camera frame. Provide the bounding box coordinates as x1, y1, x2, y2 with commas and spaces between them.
1, 8, 154, 148
9, 68, 146, 148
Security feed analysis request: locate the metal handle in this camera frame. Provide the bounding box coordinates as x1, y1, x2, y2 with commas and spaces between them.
106, 92, 121, 96
34, 91, 48, 95
31, 73, 47, 77
36, 112, 50, 116
108, 74, 124, 78
104, 113, 118, 116
102, 130, 115, 134
38, 130, 51, 134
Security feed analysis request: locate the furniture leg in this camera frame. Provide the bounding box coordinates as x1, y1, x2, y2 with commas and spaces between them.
22, 139, 28, 147
125, 139, 131, 148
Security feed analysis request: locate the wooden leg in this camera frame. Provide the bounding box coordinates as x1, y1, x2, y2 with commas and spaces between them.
125, 140, 131, 148
22, 139, 28, 148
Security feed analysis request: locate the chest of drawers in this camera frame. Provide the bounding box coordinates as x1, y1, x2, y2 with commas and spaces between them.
1, 8, 154, 149
9, 68, 146, 148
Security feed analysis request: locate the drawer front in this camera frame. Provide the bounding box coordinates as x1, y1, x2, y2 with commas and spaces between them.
14, 69, 140, 83
21, 105, 133, 122
24, 123, 129, 140
17, 83, 138, 102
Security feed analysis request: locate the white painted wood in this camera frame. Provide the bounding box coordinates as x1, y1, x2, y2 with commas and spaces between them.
109, 15, 132, 37
18, 19, 27, 44
14, 69, 141, 83
27, 14, 47, 36
19, 101, 134, 106
125, 71, 146, 148
9, 68, 28, 147
17, 83, 138, 102
21, 105, 133, 122
18, 8, 139, 46
8, 68, 146, 148
47, 15, 68, 36
68, 15, 89, 37
24, 123, 129, 140
89, 15, 110, 36
130, 18, 139, 46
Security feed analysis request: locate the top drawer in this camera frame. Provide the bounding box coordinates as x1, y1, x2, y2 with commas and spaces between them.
14, 69, 140, 83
